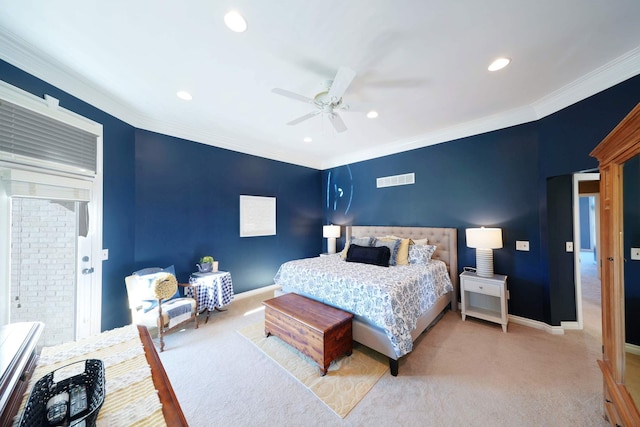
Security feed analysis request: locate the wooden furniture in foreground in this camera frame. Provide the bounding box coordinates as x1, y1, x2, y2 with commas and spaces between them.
0, 322, 43, 427
263, 293, 354, 376
0, 323, 187, 427
138, 325, 188, 427
590, 101, 640, 426
460, 271, 508, 332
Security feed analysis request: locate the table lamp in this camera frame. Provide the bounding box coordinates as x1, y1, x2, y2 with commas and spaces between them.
465, 227, 503, 277
323, 224, 341, 254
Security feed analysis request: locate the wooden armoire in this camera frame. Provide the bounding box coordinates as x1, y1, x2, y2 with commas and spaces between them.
590, 102, 640, 426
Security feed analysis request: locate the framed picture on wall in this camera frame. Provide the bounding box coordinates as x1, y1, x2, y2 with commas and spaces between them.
239, 195, 276, 237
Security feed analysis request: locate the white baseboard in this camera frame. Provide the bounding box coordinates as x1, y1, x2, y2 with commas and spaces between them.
509, 314, 565, 335
626, 342, 640, 356
560, 321, 581, 330
234, 284, 281, 300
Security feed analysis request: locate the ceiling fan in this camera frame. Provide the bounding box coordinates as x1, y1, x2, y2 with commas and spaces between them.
271, 66, 357, 133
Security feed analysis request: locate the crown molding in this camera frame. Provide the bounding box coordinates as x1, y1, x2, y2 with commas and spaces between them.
321, 105, 538, 169
324, 47, 640, 170
2, 27, 639, 172
532, 46, 640, 119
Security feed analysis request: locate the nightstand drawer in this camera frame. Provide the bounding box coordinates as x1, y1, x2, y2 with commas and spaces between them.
463, 279, 501, 297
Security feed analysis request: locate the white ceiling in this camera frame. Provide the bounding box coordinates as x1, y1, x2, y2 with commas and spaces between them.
1, 1, 640, 170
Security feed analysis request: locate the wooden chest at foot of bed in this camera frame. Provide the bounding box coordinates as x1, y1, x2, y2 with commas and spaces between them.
263, 293, 353, 376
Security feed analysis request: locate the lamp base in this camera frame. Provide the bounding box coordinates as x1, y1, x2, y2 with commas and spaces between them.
475, 248, 494, 277
327, 238, 337, 254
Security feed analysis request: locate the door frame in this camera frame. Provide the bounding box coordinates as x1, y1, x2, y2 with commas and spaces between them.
562, 172, 600, 330
0, 81, 103, 338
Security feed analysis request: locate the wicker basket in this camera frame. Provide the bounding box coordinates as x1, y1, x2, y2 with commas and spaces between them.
19, 359, 105, 427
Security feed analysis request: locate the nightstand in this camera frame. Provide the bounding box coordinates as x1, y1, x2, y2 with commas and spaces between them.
460, 271, 508, 332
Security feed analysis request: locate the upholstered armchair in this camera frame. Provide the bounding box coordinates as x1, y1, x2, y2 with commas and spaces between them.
124, 266, 198, 351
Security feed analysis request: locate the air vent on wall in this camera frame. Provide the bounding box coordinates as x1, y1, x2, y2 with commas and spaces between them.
376, 173, 415, 188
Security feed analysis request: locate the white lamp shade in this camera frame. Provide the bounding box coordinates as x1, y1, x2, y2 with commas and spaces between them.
323, 225, 341, 238
466, 227, 503, 249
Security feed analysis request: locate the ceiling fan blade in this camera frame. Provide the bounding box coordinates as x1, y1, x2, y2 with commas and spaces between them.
286, 110, 320, 126
328, 112, 347, 133
271, 88, 314, 104
327, 67, 357, 101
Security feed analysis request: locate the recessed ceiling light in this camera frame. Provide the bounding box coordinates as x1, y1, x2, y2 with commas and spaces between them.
176, 91, 192, 101
303, 137, 312, 143
366, 110, 379, 119
488, 57, 511, 72
224, 10, 247, 32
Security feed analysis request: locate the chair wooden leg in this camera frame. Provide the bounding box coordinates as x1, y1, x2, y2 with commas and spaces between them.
158, 298, 165, 352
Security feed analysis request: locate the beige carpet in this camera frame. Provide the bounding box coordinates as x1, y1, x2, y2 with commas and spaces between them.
237, 321, 388, 418
158, 289, 608, 426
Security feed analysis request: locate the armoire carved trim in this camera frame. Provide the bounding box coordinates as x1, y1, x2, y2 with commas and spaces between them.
590, 102, 640, 426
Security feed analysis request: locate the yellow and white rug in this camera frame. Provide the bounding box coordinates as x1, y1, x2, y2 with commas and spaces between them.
237, 321, 388, 418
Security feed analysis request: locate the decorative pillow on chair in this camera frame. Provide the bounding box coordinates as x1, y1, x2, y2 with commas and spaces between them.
346, 244, 391, 267
133, 265, 181, 312
408, 245, 437, 265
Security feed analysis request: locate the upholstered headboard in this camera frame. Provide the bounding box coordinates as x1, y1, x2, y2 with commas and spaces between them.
345, 225, 459, 310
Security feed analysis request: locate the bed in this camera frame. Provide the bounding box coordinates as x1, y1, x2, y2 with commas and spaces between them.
274, 225, 458, 376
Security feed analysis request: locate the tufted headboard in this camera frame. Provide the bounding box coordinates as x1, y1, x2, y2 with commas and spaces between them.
345, 225, 459, 311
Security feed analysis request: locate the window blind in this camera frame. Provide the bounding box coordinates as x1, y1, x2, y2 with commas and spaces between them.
0, 98, 97, 173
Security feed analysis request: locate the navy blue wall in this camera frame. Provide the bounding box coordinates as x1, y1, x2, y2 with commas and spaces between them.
579, 197, 591, 250
1, 59, 322, 331
133, 129, 322, 292
324, 74, 640, 325
625, 155, 640, 345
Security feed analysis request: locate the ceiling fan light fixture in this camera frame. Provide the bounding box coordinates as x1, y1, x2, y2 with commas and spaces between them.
176, 90, 192, 101
224, 10, 247, 32
488, 57, 511, 71
366, 110, 379, 119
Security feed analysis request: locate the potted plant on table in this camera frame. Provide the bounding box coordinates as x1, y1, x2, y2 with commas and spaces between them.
196, 256, 218, 273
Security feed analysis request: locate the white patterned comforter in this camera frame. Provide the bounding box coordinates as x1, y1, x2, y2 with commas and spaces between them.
273, 254, 454, 357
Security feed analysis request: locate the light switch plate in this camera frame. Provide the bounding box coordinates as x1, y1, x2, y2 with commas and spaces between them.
632, 248, 640, 261
516, 241, 530, 251
101, 249, 109, 261
566, 242, 574, 252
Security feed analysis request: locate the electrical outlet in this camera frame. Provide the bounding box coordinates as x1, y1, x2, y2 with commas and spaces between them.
631, 248, 640, 261
516, 241, 530, 251
566, 242, 574, 252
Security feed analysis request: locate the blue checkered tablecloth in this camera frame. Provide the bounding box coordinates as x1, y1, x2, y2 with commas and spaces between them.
185, 271, 234, 312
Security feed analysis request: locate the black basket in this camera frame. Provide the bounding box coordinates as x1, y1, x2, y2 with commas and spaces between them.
19, 359, 105, 427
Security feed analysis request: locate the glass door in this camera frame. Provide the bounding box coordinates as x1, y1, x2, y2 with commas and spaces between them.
9, 197, 93, 346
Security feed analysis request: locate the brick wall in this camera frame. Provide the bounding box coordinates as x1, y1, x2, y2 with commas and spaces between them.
10, 198, 76, 346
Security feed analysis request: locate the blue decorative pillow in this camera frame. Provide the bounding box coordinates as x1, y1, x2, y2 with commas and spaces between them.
408, 245, 437, 265
373, 238, 402, 266
340, 236, 375, 259
346, 244, 390, 267
134, 265, 180, 312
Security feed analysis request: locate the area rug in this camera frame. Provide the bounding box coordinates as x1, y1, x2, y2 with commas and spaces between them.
237, 322, 389, 418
